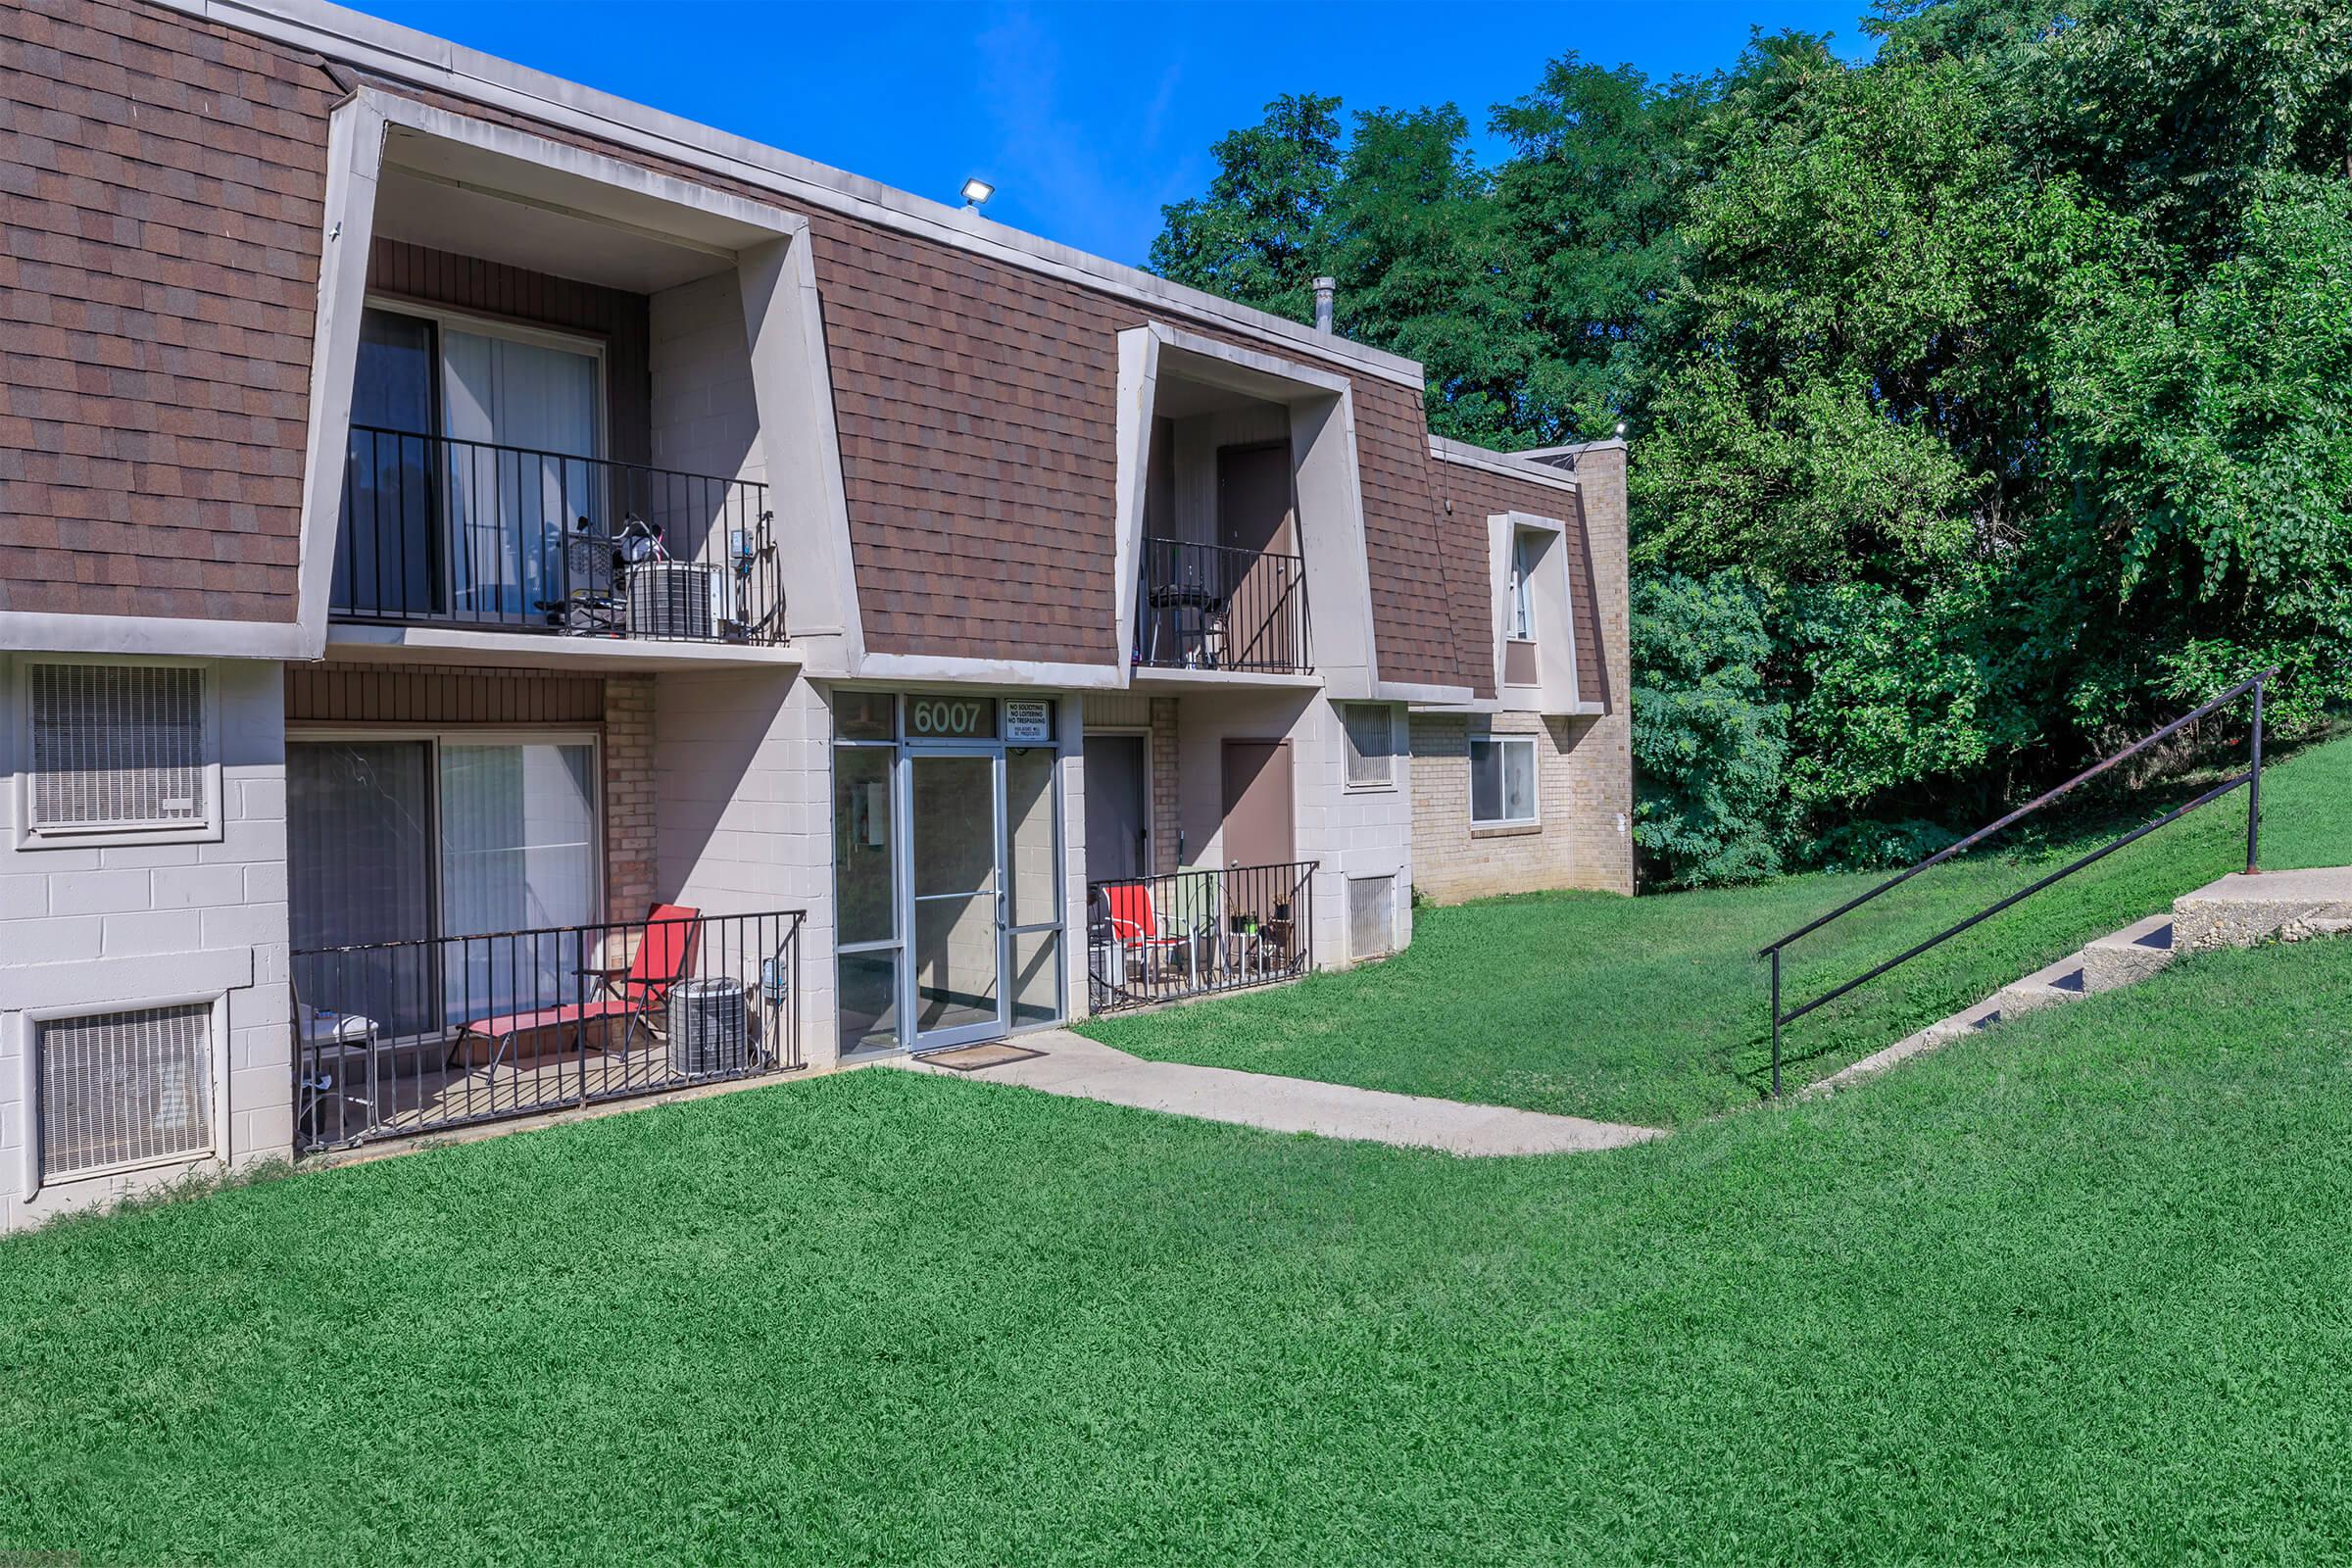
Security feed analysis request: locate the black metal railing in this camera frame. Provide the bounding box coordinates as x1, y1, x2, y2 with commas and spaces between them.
335, 425, 784, 645
1759, 670, 2276, 1096
1087, 860, 1315, 1011
1133, 536, 1311, 673
291, 907, 805, 1153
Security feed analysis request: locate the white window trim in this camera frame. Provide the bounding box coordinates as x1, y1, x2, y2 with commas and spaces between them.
1340, 702, 1398, 793
13, 654, 224, 851
1468, 732, 1542, 828
17, 989, 232, 1200
1508, 530, 1538, 643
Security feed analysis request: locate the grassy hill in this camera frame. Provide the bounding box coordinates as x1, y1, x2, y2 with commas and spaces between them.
1082, 731, 2352, 1125
7, 934, 2352, 1562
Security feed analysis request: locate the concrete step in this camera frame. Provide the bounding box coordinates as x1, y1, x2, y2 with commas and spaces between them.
2082, 914, 2178, 993
1920, 995, 2004, 1045
2174, 866, 2352, 951
1810, 871, 2352, 1099
1996, 956, 2090, 1019
1805, 998, 2001, 1097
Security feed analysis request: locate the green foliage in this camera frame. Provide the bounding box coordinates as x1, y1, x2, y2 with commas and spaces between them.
1148, 11, 2352, 888
2050, 173, 2352, 732
1148, 92, 1343, 319
1629, 571, 1789, 887
1779, 571, 2022, 825
2015, 0, 2352, 267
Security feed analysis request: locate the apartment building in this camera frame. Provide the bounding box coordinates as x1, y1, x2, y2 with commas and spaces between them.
0, 0, 1631, 1229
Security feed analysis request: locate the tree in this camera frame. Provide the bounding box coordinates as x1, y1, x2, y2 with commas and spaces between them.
1631, 49, 2122, 589
1630, 572, 1789, 886
1149, 93, 1343, 320
2013, 0, 2352, 269
1486, 56, 1712, 445
2050, 173, 2352, 731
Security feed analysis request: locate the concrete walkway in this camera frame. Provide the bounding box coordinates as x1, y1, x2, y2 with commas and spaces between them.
895, 1029, 1660, 1156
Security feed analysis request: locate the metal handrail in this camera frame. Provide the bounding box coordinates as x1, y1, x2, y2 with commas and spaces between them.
1760, 669, 2276, 1097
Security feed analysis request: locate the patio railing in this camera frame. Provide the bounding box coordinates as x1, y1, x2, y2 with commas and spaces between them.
291, 907, 805, 1153
1087, 860, 1315, 1012
335, 425, 783, 645
1133, 536, 1311, 673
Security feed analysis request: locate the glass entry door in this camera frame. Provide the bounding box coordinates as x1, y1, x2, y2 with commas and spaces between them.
907, 753, 1005, 1048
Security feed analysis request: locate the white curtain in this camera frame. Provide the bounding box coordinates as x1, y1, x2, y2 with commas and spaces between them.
442, 329, 600, 617
439, 743, 599, 1022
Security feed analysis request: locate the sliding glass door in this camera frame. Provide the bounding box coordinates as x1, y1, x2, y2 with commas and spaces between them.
441, 326, 602, 620
287, 736, 601, 1037
289, 740, 437, 1038
437, 742, 599, 1026
336, 305, 604, 626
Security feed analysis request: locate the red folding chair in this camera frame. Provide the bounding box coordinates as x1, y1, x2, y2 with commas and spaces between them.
1102, 882, 1199, 990
449, 903, 703, 1072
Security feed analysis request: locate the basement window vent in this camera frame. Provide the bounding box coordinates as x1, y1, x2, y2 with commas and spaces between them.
28, 663, 209, 834
39, 1004, 217, 1181
1348, 874, 1397, 961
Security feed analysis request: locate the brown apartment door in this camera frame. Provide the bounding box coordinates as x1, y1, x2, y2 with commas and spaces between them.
1221, 740, 1295, 871
1216, 443, 1299, 670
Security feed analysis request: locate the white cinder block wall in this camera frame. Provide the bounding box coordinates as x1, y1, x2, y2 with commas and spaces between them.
650, 271, 767, 564
653, 668, 837, 1066
0, 656, 290, 1232
1058, 695, 1090, 1023
1295, 697, 1412, 966
1162, 688, 1408, 972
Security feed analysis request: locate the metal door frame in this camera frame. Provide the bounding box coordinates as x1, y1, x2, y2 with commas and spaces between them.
900, 742, 1007, 1052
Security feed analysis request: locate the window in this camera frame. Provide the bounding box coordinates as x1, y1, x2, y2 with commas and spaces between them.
1508, 531, 1539, 641
1348, 875, 1397, 960
38, 1003, 217, 1181
1341, 704, 1396, 788
1469, 734, 1539, 826
23, 662, 216, 844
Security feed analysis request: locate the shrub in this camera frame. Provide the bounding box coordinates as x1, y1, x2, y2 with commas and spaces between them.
1630, 570, 1790, 887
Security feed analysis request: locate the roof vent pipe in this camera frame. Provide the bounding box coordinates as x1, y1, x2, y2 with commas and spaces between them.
1311, 276, 1336, 333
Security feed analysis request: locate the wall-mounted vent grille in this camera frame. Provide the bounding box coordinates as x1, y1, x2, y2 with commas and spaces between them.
29, 663, 207, 831
39, 1004, 216, 1180
1342, 705, 1395, 787
1348, 874, 1397, 961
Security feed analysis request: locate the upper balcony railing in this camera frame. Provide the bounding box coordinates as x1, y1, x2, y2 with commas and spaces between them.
335, 426, 784, 646
1132, 535, 1311, 674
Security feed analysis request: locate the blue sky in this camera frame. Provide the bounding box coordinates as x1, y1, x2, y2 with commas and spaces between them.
359, 0, 1877, 267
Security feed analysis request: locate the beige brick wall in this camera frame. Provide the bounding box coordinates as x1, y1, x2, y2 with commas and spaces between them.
605, 675, 656, 922
1150, 697, 1180, 875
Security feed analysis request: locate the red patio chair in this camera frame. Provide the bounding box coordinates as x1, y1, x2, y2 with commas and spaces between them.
1101, 882, 1200, 990
448, 903, 702, 1072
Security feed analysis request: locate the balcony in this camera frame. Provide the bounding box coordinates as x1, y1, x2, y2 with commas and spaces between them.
1132, 536, 1311, 674
334, 426, 783, 647
291, 906, 806, 1152
1085, 860, 1315, 1011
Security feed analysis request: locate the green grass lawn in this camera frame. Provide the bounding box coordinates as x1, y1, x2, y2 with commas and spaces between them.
10, 935, 2352, 1563
1081, 731, 2352, 1127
